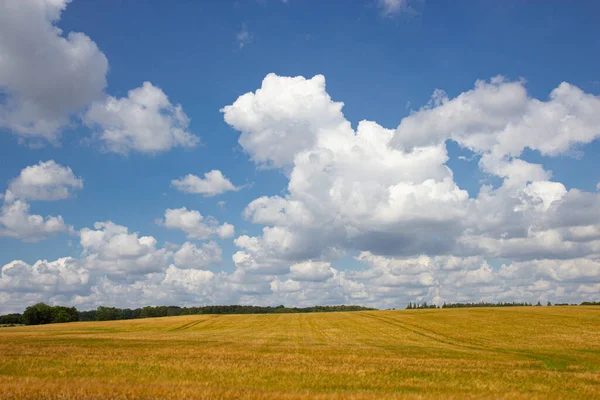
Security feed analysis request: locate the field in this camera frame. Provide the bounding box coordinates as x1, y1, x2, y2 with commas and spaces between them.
0, 307, 599, 399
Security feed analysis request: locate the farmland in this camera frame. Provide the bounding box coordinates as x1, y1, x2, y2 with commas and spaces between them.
0, 307, 599, 399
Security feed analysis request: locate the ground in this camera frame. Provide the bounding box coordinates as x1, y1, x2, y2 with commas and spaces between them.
0, 307, 599, 399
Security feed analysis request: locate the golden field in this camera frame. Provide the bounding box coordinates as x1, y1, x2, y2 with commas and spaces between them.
0, 307, 599, 399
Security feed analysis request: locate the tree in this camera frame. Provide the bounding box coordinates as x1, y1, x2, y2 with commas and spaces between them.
53, 309, 71, 323
96, 306, 121, 321
23, 303, 54, 325
53, 306, 78, 323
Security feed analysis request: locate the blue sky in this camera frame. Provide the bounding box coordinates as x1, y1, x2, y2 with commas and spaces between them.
1, 0, 599, 312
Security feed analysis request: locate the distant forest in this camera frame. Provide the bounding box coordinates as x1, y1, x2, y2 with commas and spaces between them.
407, 301, 600, 309
0, 303, 375, 326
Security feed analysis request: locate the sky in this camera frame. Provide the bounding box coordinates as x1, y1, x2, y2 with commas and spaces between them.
1, 0, 600, 313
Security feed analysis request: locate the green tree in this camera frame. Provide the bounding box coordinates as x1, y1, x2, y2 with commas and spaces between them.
23, 303, 54, 325
53, 309, 71, 323
96, 306, 121, 321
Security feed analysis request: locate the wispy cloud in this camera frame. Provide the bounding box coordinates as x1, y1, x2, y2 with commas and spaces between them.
378, 0, 413, 16
236, 23, 253, 48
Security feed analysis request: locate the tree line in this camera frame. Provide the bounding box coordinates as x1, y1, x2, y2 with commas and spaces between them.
0, 303, 375, 325
440, 301, 537, 308
404, 300, 598, 309
2, 300, 598, 326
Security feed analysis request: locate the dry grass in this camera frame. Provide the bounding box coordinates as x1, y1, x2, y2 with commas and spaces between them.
0, 307, 599, 399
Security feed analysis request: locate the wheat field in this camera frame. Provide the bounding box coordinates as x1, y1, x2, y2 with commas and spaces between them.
0, 307, 598, 399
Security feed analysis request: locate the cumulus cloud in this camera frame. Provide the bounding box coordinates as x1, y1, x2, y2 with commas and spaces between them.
172, 170, 239, 197
289, 261, 334, 282
84, 82, 199, 154
224, 73, 471, 267
0, 199, 71, 241
219, 73, 600, 306
0, 0, 108, 143
222, 74, 349, 168
7, 160, 83, 201
79, 221, 171, 279
173, 241, 222, 269
0, 257, 88, 294
0, 160, 80, 241
392, 77, 600, 162
158, 207, 235, 240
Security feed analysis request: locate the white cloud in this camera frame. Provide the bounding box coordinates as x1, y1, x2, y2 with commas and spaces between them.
289, 261, 334, 282
84, 82, 199, 154
79, 221, 171, 279
350, 252, 600, 308
7, 160, 83, 201
224, 74, 470, 265
162, 264, 216, 294
392, 77, 600, 161
0, 160, 79, 241
173, 241, 222, 269
0, 0, 108, 143
217, 223, 235, 239
0, 257, 88, 294
159, 207, 235, 240
0, 199, 71, 241
223, 74, 600, 261
172, 170, 239, 197
236, 23, 253, 48
222, 74, 348, 168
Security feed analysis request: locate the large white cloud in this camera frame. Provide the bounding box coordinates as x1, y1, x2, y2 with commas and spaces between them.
7, 160, 83, 201
219, 73, 600, 308
84, 82, 199, 154
0, 0, 108, 143
222, 74, 600, 262
172, 170, 239, 197
224, 74, 471, 266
